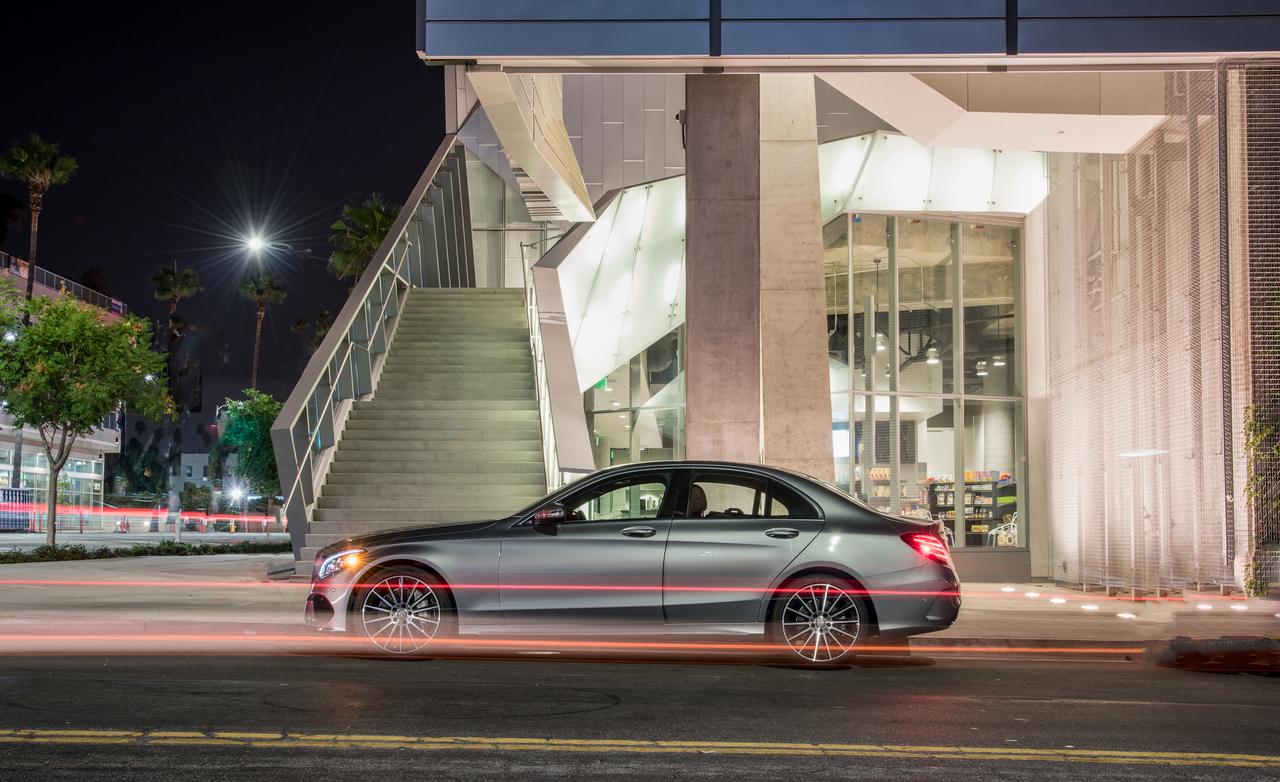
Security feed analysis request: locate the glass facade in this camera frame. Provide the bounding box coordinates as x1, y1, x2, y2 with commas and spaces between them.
0, 447, 106, 516
827, 213, 1024, 548
584, 328, 684, 469
465, 149, 550, 289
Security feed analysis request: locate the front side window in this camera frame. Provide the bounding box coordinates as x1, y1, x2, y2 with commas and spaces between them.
563, 474, 669, 522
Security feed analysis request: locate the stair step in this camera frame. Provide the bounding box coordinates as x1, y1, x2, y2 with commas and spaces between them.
320, 491, 540, 511
346, 410, 539, 422
313, 508, 519, 523
334, 442, 543, 454
340, 427, 540, 440
325, 472, 547, 486
328, 459, 543, 474
322, 483, 545, 499
355, 400, 538, 410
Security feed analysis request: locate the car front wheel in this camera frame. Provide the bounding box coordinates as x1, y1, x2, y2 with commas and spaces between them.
355, 566, 454, 655
769, 575, 867, 666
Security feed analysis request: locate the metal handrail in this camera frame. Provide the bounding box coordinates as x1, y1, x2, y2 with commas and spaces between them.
270, 134, 464, 556
0, 251, 128, 315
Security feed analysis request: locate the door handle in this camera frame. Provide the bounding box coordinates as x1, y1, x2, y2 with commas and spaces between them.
765, 527, 799, 539
621, 526, 657, 538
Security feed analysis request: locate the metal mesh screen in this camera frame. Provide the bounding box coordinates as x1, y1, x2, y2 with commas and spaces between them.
1044, 70, 1235, 592
1225, 61, 1280, 588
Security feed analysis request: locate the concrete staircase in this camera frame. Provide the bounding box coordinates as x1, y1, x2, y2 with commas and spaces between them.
296, 288, 546, 574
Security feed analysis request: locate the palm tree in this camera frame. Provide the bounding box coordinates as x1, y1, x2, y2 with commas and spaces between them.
240, 272, 287, 389
328, 193, 396, 281
152, 261, 204, 314
0, 134, 76, 491
0, 132, 78, 276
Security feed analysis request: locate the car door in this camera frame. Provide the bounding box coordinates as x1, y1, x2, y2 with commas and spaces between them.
663, 470, 824, 624
500, 468, 678, 625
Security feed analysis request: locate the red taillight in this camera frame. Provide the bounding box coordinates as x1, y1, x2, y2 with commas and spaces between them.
902, 532, 953, 568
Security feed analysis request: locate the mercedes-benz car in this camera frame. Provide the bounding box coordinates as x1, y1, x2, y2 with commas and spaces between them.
304, 461, 960, 666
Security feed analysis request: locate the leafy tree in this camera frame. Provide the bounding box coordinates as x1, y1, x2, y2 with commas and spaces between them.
0, 192, 22, 245
291, 309, 333, 354
151, 261, 203, 315
239, 272, 286, 390
328, 193, 395, 282
0, 133, 78, 271
218, 389, 283, 497
0, 296, 172, 545
179, 483, 212, 513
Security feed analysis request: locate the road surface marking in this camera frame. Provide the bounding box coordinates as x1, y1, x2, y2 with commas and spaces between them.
0, 728, 1275, 767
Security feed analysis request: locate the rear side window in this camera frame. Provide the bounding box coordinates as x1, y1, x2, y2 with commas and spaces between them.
686, 473, 769, 518
767, 480, 820, 519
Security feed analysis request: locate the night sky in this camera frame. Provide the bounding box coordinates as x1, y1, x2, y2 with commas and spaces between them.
3, 1, 443, 411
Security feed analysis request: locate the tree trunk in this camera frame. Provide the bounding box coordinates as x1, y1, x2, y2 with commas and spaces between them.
14, 195, 43, 491
251, 305, 265, 389
45, 464, 58, 547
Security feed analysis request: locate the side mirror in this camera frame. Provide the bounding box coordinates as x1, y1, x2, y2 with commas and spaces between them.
532, 505, 567, 525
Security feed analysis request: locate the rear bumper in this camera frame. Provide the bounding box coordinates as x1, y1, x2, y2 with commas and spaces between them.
866, 564, 961, 638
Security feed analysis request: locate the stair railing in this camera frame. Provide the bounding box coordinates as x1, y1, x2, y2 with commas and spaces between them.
271, 133, 472, 559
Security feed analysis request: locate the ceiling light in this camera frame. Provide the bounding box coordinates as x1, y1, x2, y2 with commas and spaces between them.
610, 401, 621, 407
976, 360, 989, 377
992, 355, 1006, 367
875, 333, 887, 353
926, 346, 940, 365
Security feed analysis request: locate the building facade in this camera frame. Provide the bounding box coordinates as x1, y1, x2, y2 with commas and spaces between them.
273, 2, 1280, 592
0, 252, 128, 525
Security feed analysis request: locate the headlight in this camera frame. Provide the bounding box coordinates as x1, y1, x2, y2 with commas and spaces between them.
315, 548, 364, 580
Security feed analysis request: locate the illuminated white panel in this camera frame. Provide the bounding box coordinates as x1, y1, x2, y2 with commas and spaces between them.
818, 135, 871, 224
848, 133, 932, 213
992, 149, 1049, 214
557, 198, 618, 337
615, 177, 686, 384
570, 186, 648, 390
928, 147, 997, 212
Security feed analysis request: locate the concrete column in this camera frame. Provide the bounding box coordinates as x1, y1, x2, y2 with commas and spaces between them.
684, 74, 834, 479
757, 75, 836, 480
684, 75, 762, 464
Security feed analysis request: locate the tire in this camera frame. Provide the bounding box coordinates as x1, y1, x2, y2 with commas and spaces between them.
768, 575, 868, 666
353, 566, 456, 656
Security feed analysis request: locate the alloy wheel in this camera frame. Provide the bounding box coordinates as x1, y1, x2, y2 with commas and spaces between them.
780, 582, 862, 663
359, 574, 442, 653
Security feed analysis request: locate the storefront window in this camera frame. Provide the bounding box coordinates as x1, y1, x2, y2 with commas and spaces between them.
830, 214, 1024, 548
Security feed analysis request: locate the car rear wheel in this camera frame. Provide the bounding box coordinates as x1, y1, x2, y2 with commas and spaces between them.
769, 575, 867, 666
355, 566, 455, 655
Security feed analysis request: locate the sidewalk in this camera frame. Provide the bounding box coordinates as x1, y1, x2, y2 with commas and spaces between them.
0, 556, 1275, 645
0, 531, 283, 552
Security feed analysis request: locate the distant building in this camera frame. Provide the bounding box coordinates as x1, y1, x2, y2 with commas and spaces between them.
0, 252, 129, 515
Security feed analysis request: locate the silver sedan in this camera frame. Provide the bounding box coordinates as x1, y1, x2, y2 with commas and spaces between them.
304, 461, 960, 666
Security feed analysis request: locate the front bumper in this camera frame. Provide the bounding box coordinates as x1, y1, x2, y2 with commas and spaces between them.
304, 581, 355, 633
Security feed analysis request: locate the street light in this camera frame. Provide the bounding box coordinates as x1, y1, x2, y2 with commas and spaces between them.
245, 235, 265, 254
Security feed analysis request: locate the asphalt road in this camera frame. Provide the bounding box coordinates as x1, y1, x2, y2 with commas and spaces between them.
0, 652, 1276, 780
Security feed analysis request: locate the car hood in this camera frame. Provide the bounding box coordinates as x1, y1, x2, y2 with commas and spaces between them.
326, 518, 505, 552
